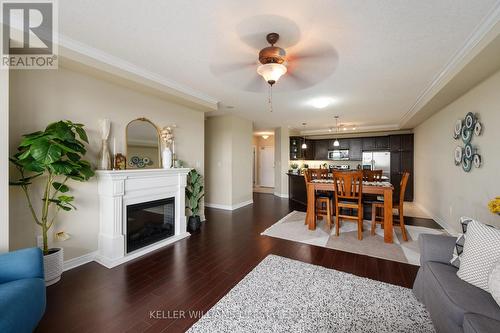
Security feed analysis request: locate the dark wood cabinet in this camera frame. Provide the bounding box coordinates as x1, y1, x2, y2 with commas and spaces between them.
314, 140, 329, 160
339, 139, 350, 150
289, 137, 315, 160
288, 173, 307, 205
303, 139, 315, 160
362, 137, 376, 151
349, 138, 362, 161
389, 134, 414, 201
375, 136, 389, 149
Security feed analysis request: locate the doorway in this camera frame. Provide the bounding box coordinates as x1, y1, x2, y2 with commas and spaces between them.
258, 146, 275, 188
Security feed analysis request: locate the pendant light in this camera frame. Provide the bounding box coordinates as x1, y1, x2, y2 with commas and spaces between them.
301, 123, 307, 149
333, 116, 340, 147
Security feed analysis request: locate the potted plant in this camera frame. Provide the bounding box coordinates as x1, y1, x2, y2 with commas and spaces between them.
186, 169, 204, 232
290, 163, 299, 174
10, 120, 94, 286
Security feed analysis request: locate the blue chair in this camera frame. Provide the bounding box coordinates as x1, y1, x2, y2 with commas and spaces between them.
0, 248, 46, 333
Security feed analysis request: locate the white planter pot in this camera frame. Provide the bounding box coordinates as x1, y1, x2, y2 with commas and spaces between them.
162, 147, 172, 169
43, 248, 63, 286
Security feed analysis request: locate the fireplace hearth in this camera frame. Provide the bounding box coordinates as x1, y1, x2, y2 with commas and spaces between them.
126, 198, 175, 253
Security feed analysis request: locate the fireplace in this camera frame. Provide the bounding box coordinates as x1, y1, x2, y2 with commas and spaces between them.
126, 198, 175, 253
96, 168, 190, 268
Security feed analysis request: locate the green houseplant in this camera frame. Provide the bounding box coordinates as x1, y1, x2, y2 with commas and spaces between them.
10, 120, 94, 285
185, 169, 204, 232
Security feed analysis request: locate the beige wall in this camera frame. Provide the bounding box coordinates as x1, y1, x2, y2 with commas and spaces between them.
274, 127, 289, 197
253, 135, 274, 186
205, 115, 253, 208
9, 66, 205, 260
0, 69, 8, 253
414, 69, 500, 232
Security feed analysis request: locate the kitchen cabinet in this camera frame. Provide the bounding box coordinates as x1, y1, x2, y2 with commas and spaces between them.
363, 136, 389, 150
304, 139, 315, 160
349, 138, 362, 161
389, 134, 414, 201
289, 137, 315, 160
314, 140, 329, 160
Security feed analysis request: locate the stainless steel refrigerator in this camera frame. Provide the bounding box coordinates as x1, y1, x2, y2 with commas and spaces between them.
362, 151, 391, 180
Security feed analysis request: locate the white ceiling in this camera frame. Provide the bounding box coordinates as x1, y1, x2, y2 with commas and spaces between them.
58, 0, 499, 132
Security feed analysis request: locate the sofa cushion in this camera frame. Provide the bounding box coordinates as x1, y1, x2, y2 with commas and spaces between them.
0, 278, 46, 333
463, 313, 500, 333
457, 220, 500, 291
425, 261, 500, 326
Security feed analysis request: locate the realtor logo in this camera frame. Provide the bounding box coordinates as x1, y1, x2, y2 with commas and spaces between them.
1, 0, 58, 69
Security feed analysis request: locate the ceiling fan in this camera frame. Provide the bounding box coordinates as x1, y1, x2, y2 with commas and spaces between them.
210, 31, 338, 93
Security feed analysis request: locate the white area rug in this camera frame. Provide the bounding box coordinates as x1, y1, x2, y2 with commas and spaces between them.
261, 211, 445, 265
187, 255, 434, 333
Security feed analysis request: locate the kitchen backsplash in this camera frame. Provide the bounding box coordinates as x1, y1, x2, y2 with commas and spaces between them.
288, 160, 362, 169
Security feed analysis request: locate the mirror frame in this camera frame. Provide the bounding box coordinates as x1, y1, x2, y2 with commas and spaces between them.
125, 117, 162, 169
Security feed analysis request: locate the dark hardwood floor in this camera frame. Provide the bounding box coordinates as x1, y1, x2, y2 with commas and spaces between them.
36, 193, 438, 333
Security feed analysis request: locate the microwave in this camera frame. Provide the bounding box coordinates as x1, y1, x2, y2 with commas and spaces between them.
328, 149, 349, 161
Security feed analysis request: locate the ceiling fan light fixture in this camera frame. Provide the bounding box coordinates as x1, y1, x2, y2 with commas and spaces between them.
257, 63, 287, 85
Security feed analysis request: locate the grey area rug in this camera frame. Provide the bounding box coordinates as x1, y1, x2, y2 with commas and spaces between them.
261, 211, 446, 265
187, 255, 434, 333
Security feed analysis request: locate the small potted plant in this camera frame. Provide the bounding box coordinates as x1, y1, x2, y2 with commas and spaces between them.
10, 120, 94, 286
290, 163, 299, 174
186, 169, 204, 232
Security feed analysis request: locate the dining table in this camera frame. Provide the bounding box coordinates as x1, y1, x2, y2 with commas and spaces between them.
305, 179, 395, 243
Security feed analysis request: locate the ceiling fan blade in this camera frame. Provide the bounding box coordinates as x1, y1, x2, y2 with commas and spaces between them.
244, 74, 267, 92
210, 61, 257, 76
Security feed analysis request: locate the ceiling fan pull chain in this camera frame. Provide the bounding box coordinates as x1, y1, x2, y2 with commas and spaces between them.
268, 85, 273, 112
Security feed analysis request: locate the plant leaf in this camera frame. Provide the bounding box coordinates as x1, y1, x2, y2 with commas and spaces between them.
30, 139, 62, 164
74, 126, 89, 143
52, 182, 69, 193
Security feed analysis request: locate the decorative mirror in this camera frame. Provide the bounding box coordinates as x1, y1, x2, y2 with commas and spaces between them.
126, 118, 161, 169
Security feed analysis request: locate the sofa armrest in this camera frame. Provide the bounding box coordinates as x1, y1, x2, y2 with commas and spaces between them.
463, 313, 500, 333
0, 248, 44, 283
418, 234, 456, 266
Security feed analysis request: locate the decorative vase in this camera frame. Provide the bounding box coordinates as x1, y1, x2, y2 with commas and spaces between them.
187, 216, 201, 232
43, 247, 63, 286
98, 139, 112, 170
162, 146, 172, 169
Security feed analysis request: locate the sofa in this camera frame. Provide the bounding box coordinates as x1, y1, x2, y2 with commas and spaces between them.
413, 234, 500, 333
0, 248, 46, 333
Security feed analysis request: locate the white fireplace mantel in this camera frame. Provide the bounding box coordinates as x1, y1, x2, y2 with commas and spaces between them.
95, 168, 191, 268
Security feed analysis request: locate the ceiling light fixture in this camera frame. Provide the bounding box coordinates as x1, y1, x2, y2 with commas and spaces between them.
301, 123, 307, 149
262, 135, 269, 139
256, 33, 287, 113
333, 116, 340, 147
309, 97, 335, 109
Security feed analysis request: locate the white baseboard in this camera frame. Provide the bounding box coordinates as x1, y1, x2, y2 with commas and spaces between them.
414, 202, 457, 236
274, 192, 289, 198
205, 199, 253, 211
63, 251, 97, 272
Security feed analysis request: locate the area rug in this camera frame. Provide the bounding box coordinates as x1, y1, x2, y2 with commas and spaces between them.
261, 211, 446, 265
187, 255, 434, 333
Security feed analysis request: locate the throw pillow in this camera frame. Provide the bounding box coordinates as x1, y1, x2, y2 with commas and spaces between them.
489, 260, 500, 307
450, 217, 474, 268
457, 220, 500, 292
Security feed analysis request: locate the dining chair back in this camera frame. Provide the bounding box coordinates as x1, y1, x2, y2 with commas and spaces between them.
363, 169, 383, 181
304, 169, 333, 229
308, 168, 329, 180
332, 171, 364, 240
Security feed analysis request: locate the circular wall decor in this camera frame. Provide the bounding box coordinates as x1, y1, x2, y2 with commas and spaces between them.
465, 112, 475, 130
454, 146, 463, 165
473, 154, 482, 168
462, 158, 472, 172
453, 112, 482, 173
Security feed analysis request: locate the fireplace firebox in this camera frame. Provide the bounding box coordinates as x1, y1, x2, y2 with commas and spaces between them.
126, 198, 175, 253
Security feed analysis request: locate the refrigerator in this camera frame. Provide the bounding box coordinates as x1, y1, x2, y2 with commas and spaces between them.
362, 151, 391, 180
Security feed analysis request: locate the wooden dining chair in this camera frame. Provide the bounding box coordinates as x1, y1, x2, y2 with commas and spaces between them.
304, 169, 333, 229
371, 171, 410, 241
362, 169, 383, 181
332, 171, 364, 240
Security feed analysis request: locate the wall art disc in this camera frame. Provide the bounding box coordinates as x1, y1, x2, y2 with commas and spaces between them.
142, 157, 150, 164
474, 122, 482, 136
454, 119, 462, 138
464, 143, 473, 160
454, 146, 463, 165
131, 156, 140, 164
465, 112, 475, 130
461, 126, 472, 144
473, 154, 481, 168
462, 158, 472, 172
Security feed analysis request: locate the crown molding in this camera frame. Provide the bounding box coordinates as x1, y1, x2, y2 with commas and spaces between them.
400, 1, 500, 127
57, 34, 219, 111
